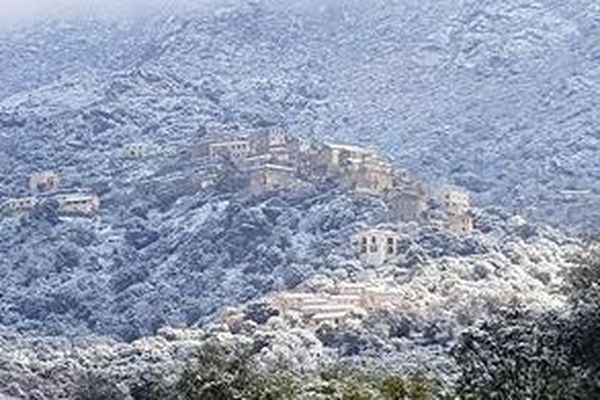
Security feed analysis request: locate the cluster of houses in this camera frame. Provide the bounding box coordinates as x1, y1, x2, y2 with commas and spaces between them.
2, 127, 479, 330
3, 171, 100, 217
200, 127, 474, 235
2, 127, 474, 235
270, 280, 400, 328
200, 128, 478, 329
216, 280, 400, 331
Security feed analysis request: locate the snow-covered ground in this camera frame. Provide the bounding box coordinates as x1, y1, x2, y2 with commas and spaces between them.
0, 0, 597, 397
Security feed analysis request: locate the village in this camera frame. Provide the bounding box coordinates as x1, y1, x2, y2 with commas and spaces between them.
2, 127, 477, 330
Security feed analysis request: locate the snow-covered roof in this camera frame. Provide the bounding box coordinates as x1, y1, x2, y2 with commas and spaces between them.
353, 227, 398, 237
324, 142, 375, 155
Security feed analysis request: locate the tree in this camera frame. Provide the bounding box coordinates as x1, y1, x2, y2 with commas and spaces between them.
73, 372, 127, 400
129, 373, 173, 400
176, 341, 299, 400
452, 307, 585, 400
564, 246, 600, 398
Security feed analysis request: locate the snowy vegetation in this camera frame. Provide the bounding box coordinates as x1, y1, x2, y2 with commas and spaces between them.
1, 0, 600, 398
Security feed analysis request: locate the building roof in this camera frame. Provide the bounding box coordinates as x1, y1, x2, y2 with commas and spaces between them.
310, 311, 353, 322
277, 293, 319, 300
30, 170, 59, 178
329, 294, 362, 302
301, 304, 357, 315
208, 138, 250, 147
353, 228, 398, 237
252, 163, 296, 173
338, 282, 367, 289
444, 186, 470, 197
324, 142, 376, 155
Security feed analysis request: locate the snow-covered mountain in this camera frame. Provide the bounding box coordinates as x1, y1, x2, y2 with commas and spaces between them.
0, 0, 597, 397
1, 0, 599, 230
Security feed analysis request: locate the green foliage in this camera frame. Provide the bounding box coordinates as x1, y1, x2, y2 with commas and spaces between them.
175, 343, 448, 400
566, 246, 600, 303
316, 362, 445, 400
73, 372, 127, 400
379, 374, 436, 400
450, 247, 600, 400
129, 373, 173, 400
453, 307, 586, 400
176, 341, 300, 400
565, 246, 600, 398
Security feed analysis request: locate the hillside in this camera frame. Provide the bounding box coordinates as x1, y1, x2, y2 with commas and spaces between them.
2, 0, 600, 230
0, 0, 597, 398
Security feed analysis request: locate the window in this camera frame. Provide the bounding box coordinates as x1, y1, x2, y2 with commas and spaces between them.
387, 237, 395, 254
361, 237, 368, 254
369, 236, 378, 253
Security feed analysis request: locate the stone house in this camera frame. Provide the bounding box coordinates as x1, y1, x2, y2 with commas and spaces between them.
307, 309, 364, 328
444, 187, 470, 214
447, 211, 474, 235
337, 282, 368, 296
362, 287, 400, 311
207, 138, 252, 164
123, 143, 145, 159
249, 163, 298, 194
271, 279, 400, 328
7, 197, 39, 213
341, 157, 395, 195
352, 228, 399, 267
273, 293, 322, 314
248, 128, 301, 167
272, 292, 366, 328
52, 193, 101, 216
315, 143, 378, 177
444, 187, 473, 234
29, 171, 60, 193
387, 185, 428, 222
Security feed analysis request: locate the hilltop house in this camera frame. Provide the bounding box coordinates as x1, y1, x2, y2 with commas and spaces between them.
447, 212, 474, 235
315, 143, 378, 177
444, 187, 473, 234
123, 143, 145, 159
445, 187, 470, 212
249, 163, 298, 194
5, 192, 100, 217
207, 138, 252, 164
272, 292, 366, 328
271, 279, 400, 328
352, 228, 399, 266
52, 193, 101, 216
7, 197, 39, 214
29, 171, 60, 193
251, 128, 300, 166
341, 157, 395, 195
387, 184, 428, 222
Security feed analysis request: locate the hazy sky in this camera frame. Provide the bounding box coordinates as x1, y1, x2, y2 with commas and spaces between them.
0, 0, 209, 25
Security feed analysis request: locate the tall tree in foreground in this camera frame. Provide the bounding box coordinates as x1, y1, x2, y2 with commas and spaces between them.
453, 245, 600, 399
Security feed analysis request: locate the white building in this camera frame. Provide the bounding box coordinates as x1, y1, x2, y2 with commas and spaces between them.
207, 138, 252, 163
123, 143, 145, 159
352, 228, 399, 266
447, 212, 474, 235
444, 186, 473, 234
29, 171, 60, 193
53, 193, 101, 216
444, 186, 470, 214
7, 197, 39, 213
